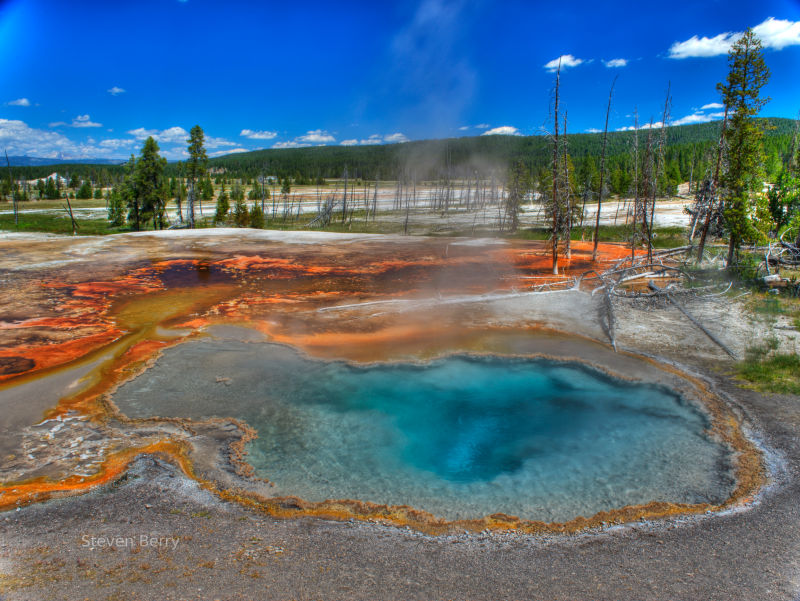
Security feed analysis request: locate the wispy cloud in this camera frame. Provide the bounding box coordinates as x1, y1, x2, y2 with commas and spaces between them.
617, 107, 727, 131
700, 102, 724, 110
128, 126, 187, 143
272, 141, 309, 149
107, 86, 125, 96
585, 128, 602, 133
481, 126, 521, 136
272, 129, 337, 148
385, 0, 477, 133
6, 98, 31, 107
0, 118, 119, 158
51, 114, 102, 128
339, 133, 408, 146
384, 132, 408, 143
240, 129, 277, 140
603, 58, 627, 68
99, 138, 135, 149
296, 129, 335, 144
205, 136, 236, 149
459, 124, 490, 131
210, 148, 248, 157
127, 126, 234, 149
668, 16, 800, 59
544, 54, 584, 72
72, 114, 102, 128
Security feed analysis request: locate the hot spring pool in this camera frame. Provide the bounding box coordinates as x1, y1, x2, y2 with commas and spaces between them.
112, 337, 735, 522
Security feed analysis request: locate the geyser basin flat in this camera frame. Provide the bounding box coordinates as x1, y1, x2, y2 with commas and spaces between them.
112, 338, 735, 523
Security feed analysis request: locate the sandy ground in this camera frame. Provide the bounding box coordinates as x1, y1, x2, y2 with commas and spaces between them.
0, 229, 798, 600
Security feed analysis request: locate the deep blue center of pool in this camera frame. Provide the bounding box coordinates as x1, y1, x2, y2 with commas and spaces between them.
112, 338, 735, 522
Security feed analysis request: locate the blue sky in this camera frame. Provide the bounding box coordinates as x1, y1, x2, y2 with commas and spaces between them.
1, 0, 799, 160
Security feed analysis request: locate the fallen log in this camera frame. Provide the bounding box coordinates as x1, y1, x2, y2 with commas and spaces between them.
648, 281, 737, 359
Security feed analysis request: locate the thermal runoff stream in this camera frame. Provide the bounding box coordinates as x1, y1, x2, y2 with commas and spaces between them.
113, 338, 735, 523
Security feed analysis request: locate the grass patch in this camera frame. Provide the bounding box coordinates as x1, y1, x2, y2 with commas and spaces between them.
511, 225, 687, 248
737, 348, 800, 394
0, 212, 127, 236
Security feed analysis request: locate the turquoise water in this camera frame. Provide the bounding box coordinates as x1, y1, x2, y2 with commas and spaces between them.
113, 338, 735, 522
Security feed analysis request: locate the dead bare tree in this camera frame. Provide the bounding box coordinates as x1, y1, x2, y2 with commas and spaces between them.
696, 104, 729, 260
592, 77, 616, 261
550, 60, 562, 275
648, 83, 672, 263
341, 166, 348, 224
5, 150, 17, 227
562, 112, 573, 258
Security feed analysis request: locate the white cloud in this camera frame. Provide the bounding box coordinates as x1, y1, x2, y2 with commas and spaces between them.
617, 109, 728, 131
544, 54, 584, 72
458, 126, 470, 131
384, 132, 408, 143
50, 114, 103, 128
240, 128, 277, 140
585, 128, 602, 133
205, 136, 236, 149
128, 126, 188, 144
72, 114, 102, 128
618, 122, 664, 132
603, 58, 627, 68
209, 148, 249, 157
127, 127, 157, 139
99, 138, 135, 149
481, 126, 521, 136
273, 129, 336, 148
701, 102, 724, 110
7, 98, 30, 107
272, 141, 310, 149
296, 129, 335, 144
753, 17, 800, 50
0, 118, 120, 158
672, 112, 714, 126
338, 133, 409, 146
475, 123, 490, 129
107, 86, 125, 96
156, 126, 189, 143
669, 17, 800, 59
668, 32, 738, 59
127, 126, 234, 149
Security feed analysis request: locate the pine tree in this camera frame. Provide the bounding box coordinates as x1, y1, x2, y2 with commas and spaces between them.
719, 29, 771, 266
214, 188, 230, 225
134, 137, 167, 230
107, 187, 126, 227
76, 181, 93, 199
249, 201, 265, 228
233, 197, 249, 227
186, 125, 208, 228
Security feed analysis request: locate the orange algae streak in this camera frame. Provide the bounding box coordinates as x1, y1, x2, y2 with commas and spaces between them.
0, 330, 122, 383
0, 440, 190, 512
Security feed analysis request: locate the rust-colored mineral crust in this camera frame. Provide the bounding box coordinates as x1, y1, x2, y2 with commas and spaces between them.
0, 235, 763, 534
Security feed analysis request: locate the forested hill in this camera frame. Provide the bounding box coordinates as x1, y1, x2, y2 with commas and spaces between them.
207, 117, 797, 182
7, 118, 796, 187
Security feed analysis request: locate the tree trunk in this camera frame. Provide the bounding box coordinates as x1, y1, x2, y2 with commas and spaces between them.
593, 77, 616, 261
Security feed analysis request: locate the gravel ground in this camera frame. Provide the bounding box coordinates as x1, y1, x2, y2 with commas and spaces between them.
1, 364, 799, 601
